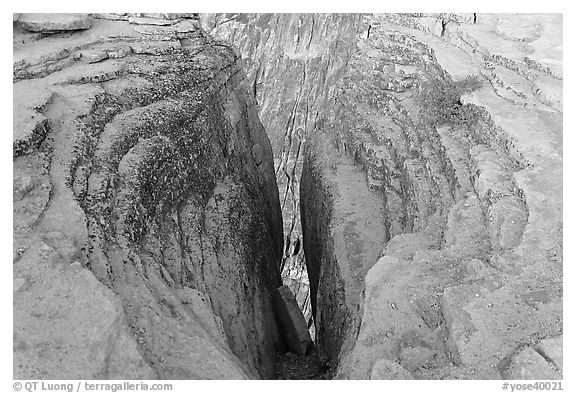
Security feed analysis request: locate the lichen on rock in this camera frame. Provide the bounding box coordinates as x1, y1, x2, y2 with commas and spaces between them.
14, 13, 284, 380
13, 13, 563, 381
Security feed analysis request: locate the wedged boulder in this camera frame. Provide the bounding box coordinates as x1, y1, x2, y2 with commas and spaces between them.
273, 286, 314, 355
18, 13, 92, 33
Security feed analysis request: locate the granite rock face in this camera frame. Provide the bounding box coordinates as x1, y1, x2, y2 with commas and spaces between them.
17, 13, 93, 33
206, 13, 362, 332
206, 13, 562, 380
304, 13, 562, 380
13, 14, 285, 379
13, 13, 563, 381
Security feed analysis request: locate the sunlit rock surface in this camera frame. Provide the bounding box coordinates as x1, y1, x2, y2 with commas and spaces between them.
308, 13, 562, 380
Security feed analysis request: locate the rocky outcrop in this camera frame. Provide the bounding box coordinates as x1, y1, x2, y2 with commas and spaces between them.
13, 13, 563, 381
297, 13, 562, 379
13, 14, 285, 379
17, 13, 92, 33
195, 13, 562, 380
301, 129, 388, 363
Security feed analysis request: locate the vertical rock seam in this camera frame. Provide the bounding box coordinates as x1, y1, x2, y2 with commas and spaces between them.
206, 13, 364, 335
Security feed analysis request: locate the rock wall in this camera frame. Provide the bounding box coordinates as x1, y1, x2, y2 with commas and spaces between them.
13, 13, 285, 379
205, 14, 362, 327
204, 13, 563, 379
13, 13, 563, 381
301, 13, 563, 379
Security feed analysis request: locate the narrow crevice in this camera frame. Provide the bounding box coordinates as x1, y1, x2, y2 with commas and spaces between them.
14, 12, 562, 382
441, 19, 449, 37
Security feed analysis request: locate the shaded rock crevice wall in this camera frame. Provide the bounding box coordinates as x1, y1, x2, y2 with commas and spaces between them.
206, 14, 363, 327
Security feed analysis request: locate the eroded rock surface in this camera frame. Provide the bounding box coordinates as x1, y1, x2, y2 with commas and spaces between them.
209, 13, 562, 379
300, 13, 562, 380
17, 13, 93, 33
13, 13, 563, 381
13, 14, 285, 379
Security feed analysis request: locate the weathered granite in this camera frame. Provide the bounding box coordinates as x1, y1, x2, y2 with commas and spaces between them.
18, 13, 92, 33
13, 14, 284, 380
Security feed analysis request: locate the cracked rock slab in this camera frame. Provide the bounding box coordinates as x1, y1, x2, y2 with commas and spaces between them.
18, 13, 92, 33
128, 16, 182, 26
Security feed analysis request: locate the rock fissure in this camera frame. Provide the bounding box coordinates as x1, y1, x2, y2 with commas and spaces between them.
208, 13, 561, 380
13, 13, 562, 380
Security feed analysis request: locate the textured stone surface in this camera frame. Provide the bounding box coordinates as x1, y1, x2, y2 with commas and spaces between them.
273, 286, 313, 355
504, 347, 561, 380
13, 13, 563, 380
209, 13, 561, 380
208, 15, 362, 328
18, 13, 92, 33
128, 16, 181, 26
14, 247, 155, 379
79, 50, 109, 64
536, 335, 563, 372
13, 14, 284, 379
370, 358, 415, 380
